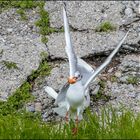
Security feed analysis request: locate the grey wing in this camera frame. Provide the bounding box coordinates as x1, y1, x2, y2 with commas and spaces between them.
84, 88, 90, 108
84, 31, 129, 89
55, 82, 69, 104
77, 57, 94, 85
63, 2, 77, 77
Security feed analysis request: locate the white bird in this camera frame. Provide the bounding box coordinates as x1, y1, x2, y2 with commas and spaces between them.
45, 1, 129, 129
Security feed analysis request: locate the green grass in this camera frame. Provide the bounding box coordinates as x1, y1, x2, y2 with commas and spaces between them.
0, 108, 140, 139
95, 21, 116, 32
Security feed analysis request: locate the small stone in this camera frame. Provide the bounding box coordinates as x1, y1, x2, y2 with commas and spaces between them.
124, 7, 133, 17
26, 104, 35, 112
108, 68, 114, 73
7, 28, 13, 33
115, 71, 122, 78
35, 102, 42, 112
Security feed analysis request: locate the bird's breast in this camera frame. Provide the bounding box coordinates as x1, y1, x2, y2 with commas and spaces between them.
66, 82, 85, 108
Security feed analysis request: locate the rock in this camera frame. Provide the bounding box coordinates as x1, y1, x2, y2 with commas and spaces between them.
119, 55, 140, 71
45, 63, 69, 91
44, 1, 124, 29
104, 54, 140, 113
35, 102, 42, 112
0, 8, 46, 100
47, 31, 127, 59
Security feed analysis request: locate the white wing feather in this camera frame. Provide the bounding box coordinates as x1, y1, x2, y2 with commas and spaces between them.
84, 31, 129, 89
45, 86, 58, 99
63, 2, 77, 77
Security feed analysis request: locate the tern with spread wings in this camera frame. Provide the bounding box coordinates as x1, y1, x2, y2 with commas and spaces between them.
45, 2, 129, 128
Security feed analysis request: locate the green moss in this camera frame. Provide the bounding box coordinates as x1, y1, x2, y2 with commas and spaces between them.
91, 80, 108, 101
0, 49, 3, 55
35, 2, 62, 44
0, 82, 33, 115
41, 36, 48, 44
95, 21, 116, 32
127, 76, 139, 85
3, 60, 18, 69
11, 0, 39, 9
16, 9, 27, 20
28, 60, 50, 81
40, 51, 48, 60
0, 0, 11, 13
35, 5, 56, 36
0, 0, 41, 20
111, 75, 118, 82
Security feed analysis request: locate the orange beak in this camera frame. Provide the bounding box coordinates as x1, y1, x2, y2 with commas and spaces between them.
68, 77, 77, 84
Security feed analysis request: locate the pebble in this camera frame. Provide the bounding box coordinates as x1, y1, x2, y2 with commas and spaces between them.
124, 7, 133, 17
35, 102, 42, 112
115, 71, 122, 78
26, 104, 35, 112
7, 28, 13, 33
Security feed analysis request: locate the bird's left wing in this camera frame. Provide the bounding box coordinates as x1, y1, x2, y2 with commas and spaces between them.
63, 2, 77, 78
55, 82, 69, 104
84, 31, 129, 89
45, 86, 58, 100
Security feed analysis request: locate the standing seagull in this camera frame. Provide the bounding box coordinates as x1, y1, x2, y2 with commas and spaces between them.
45, 1, 129, 131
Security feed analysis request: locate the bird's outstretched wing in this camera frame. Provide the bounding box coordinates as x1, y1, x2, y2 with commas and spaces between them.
84, 31, 129, 89
63, 2, 77, 77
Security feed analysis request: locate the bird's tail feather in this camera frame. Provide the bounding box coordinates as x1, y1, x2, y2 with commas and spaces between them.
44, 86, 58, 99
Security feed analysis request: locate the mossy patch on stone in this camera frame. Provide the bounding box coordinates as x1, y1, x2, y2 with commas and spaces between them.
3, 60, 18, 70
95, 21, 116, 32
127, 76, 139, 85
0, 59, 50, 116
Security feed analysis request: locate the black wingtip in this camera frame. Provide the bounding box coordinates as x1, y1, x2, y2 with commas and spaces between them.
62, 1, 67, 10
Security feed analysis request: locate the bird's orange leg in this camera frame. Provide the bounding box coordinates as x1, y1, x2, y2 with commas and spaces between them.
65, 111, 69, 124
72, 115, 78, 135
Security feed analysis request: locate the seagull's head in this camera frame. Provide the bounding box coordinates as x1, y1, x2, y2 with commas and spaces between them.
68, 71, 82, 84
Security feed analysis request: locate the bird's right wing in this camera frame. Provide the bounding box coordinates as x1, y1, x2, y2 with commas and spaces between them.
63, 2, 77, 77
84, 31, 129, 89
